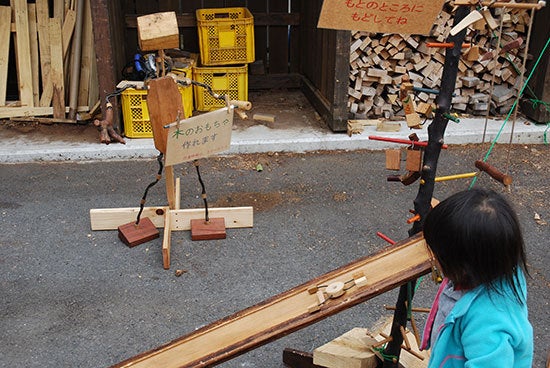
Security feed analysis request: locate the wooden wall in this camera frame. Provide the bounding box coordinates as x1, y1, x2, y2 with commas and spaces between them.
118, 0, 350, 130
298, 0, 350, 131
122, 0, 300, 81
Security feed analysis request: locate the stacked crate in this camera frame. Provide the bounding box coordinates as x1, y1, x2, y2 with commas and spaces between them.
193, 8, 254, 111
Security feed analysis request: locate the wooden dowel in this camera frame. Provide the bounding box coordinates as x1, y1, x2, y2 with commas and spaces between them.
435, 172, 477, 182
376, 231, 396, 245
402, 346, 425, 360
385, 305, 431, 313
409, 313, 422, 347
407, 214, 421, 224
452, 0, 546, 9
426, 42, 470, 48
369, 135, 449, 149
400, 326, 411, 350
372, 336, 393, 348
475, 160, 513, 186
420, 172, 478, 184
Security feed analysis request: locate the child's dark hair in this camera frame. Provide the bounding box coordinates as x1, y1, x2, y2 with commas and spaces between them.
423, 188, 528, 302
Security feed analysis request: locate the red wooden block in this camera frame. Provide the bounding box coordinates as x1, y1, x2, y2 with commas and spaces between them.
118, 217, 160, 247
190, 217, 226, 241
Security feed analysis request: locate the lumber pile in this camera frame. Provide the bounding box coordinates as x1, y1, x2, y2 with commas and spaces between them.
348, 1, 530, 120
0, 0, 98, 121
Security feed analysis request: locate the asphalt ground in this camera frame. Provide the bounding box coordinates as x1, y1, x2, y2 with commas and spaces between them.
0, 144, 548, 367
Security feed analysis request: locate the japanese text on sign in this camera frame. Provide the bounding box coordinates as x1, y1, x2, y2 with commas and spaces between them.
318, 0, 444, 35
165, 107, 233, 166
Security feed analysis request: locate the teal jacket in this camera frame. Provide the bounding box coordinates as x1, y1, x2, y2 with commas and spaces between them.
421, 271, 533, 368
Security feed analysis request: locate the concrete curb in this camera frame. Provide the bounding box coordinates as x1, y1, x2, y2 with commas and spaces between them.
0, 117, 546, 163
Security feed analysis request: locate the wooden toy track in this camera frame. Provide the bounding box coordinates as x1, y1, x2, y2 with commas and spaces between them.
112, 233, 432, 368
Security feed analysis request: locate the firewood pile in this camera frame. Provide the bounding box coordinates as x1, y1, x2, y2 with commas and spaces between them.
0, 0, 98, 121
348, 2, 530, 120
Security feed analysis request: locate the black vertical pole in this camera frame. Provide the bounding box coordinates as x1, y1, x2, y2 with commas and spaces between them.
382, 6, 470, 367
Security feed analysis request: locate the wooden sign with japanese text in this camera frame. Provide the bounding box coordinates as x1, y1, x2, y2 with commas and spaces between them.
165, 107, 233, 167
317, 0, 445, 35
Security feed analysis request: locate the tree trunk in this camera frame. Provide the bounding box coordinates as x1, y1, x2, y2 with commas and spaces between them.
382, 6, 470, 367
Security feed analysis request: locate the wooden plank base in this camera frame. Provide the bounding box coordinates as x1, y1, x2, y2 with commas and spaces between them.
118, 217, 160, 247
190, 217, 226, 241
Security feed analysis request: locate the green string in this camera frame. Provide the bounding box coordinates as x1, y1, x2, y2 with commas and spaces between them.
373, 345, 399, 362
469, 35, 550, 189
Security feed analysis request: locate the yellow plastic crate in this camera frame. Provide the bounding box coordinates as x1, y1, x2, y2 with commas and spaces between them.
192, 65, 248, 111
121, 83, 193, 138
196, 7, 255, 66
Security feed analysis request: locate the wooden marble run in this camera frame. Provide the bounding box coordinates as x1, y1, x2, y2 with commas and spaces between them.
110, 233, 434, 368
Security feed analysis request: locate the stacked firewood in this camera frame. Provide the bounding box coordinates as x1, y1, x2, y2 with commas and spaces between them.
348, 2, 530, 119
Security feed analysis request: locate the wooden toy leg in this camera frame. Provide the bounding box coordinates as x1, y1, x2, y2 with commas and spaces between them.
162, 211, 172, 269
165, 165, 176, 210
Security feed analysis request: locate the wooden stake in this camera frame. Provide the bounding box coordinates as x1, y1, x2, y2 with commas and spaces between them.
68, 0, 84, 120
13, 0, 34, 107
49, 18, 65, 119
475, 160, 513, 185
385, 149, 402, 171
0, 6, 11, 106
36, 0, 53, 107
27, 4, 40, 107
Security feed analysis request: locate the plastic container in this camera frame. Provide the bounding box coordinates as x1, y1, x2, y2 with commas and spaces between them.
196, 7, 255, 65
121, 82, 193, 138
192, 64, 248, 111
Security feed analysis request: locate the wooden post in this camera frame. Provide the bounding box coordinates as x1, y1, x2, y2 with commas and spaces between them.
68, 0, 85, 120
382, 6, 471, 368
0, 6, 11, 106
13, 0, 34, 108
90, 0, 119, 130
36, 0, 53, 107
49, 18, 65, 119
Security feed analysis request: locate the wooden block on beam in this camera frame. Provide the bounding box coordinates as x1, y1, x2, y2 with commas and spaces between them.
406, 149, 422, 172
137, 11, 179, 52
385, 149, 402, 171
118, 217, 160, 247
190, 217, 226, 240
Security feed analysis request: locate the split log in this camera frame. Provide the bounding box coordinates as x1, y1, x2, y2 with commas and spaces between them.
347, 0, 532, 120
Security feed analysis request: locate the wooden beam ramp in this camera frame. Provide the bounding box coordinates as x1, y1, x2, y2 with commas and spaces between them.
112, 233, 432, 368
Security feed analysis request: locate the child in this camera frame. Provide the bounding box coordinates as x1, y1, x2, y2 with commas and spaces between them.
420, 188, 533, 367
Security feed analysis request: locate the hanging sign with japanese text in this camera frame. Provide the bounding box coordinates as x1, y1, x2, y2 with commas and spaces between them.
165, 107, 234, 166
317, 0, 445, 35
